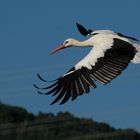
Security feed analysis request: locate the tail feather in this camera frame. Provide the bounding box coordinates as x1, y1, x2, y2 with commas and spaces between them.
131, 44, 140, 64
131, 52, 140, 64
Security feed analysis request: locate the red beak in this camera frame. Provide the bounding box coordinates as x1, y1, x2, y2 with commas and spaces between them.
50, 44, 65, 55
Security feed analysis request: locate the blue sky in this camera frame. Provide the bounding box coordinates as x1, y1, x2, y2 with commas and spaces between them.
0, 0, 140, 131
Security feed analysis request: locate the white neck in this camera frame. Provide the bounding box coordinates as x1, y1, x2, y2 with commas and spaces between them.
73, 39, 92, 47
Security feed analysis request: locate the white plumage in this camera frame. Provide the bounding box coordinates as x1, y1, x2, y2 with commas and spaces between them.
75, 30, 115, 70
76, 30, 140, 69
34, 23, 140, 105
131, 43, 140, 63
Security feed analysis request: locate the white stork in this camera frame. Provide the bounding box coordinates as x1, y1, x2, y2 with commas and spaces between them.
34, 23, 140, 105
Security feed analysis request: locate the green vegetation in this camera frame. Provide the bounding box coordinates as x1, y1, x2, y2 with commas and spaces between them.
0, 102, 140, 140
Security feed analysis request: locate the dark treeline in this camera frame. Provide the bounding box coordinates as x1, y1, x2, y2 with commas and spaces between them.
0, 102, 140, 140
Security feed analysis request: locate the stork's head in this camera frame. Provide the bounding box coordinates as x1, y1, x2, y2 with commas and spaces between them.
50, 38, 76, 54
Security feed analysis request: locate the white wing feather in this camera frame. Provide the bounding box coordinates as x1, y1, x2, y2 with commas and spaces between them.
75, 35, 114, 70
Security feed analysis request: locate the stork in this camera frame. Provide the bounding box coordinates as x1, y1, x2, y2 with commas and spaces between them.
34, 23, 140, 105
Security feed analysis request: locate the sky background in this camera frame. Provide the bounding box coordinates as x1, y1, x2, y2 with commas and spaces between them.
0, 0, 140, 131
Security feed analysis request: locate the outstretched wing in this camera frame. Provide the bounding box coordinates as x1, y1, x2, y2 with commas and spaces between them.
117, 33, 139, 41
75, 38, 136, 85
34, 67, 97, 105
34, 38, 136, 105
84, 38, 136, 84
76, 23, 93, 36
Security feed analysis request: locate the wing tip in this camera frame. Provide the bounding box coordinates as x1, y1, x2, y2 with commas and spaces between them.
76, 22, 80, 26
76, 22, 93, 36
76, 22, 82, 28
37, 73, 57, 82
37, 73, 47, 82
50, 100, 57, 105
37, 91, 44, 95
33, 84, 39, 89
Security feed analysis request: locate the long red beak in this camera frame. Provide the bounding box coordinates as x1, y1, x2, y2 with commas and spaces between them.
50, 44, 65, 55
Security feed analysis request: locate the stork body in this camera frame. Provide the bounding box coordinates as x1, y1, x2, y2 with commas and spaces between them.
34, 23, 140, 105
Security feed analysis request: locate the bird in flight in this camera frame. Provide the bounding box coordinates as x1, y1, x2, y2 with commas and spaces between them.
34, 23, 140, 105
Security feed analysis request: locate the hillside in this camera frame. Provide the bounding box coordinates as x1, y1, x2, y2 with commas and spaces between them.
0, 102, 140, 140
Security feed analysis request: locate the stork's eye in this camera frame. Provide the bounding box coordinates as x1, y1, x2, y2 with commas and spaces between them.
93, 33, 98, 36
65, 41, 69, 44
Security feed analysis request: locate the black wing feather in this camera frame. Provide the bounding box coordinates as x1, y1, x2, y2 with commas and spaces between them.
88, 38, 136, 84
60, 87, 71, 105
76, 23, 93, 36
117, 33, 139, 41
50, 87, 66, 105
34, 38, 136, 105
